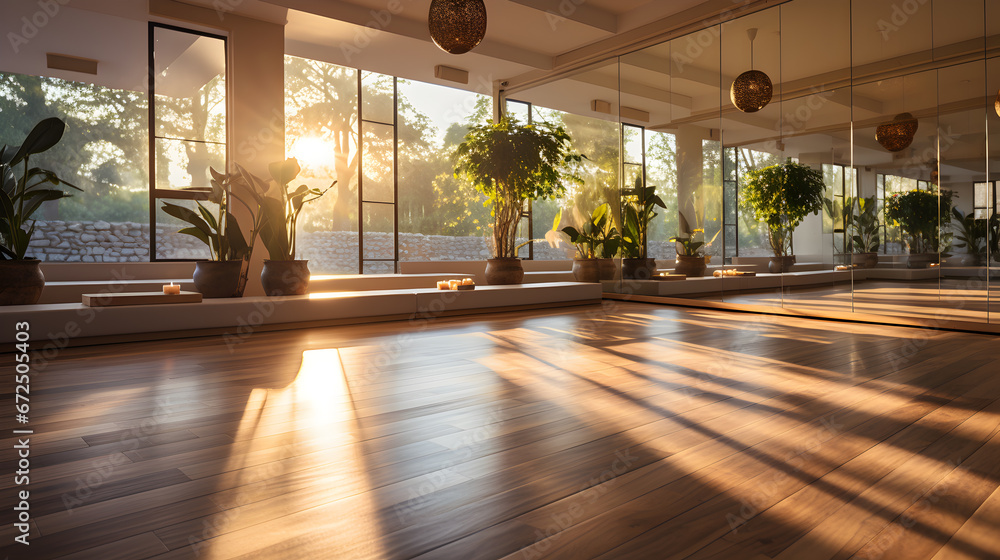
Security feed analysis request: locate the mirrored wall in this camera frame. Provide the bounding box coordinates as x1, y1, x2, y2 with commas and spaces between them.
509, 0, 999, 331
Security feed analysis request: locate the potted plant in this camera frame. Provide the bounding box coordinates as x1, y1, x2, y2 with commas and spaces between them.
669, 213, 720, 277
161, 165, 268, 298
951, 207, 987, 267
621, 175, 666, 279
258, 158, 334, 296
990, 214, 1000, 264
740, 160, 825, 273
0, 118, 80, 305
559, 203, 620, 283
885, 189, 953, 269
849, 196, 881, 268
454, 115, 582, 285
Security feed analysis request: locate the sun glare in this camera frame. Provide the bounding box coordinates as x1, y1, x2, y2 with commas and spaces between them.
291, 136, 335, 172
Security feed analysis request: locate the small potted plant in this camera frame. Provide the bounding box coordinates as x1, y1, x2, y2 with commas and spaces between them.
951, 207, 987, 267
161, 165, 268, 298
741, 160, 825, 273
885, 189, 953, 269
621, 175, 666, 279
258, 158, 334, 296
454, 115, 582, 284
670, 213, 720, 277
990, 214, 1000, 264
559, 202, 620, 283
850, 196, 881, 268
0, 118, 80, 305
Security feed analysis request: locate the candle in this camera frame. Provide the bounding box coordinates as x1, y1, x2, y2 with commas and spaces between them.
436, 281, 449, 290
163, 282, 181, 295
448, 279, 460, 290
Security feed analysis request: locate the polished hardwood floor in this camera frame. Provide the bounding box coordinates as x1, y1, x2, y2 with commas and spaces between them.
3, 302, 1000, 559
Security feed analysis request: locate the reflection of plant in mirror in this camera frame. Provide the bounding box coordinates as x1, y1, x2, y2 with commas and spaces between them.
851, 196, 881, 253
670, 212, 721, 257
740, 161, 825, 258
621, 175, 666, 259
884, 189, 953, 255
990, 214, 1000, 263
558, 203, 621, 259
951, 207, 987, 258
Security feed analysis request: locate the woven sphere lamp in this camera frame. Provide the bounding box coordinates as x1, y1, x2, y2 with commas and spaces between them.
731, 28, 773, 113
428, 0, 487, 55
995, 90, 1000, 117
875, 112, 919, 153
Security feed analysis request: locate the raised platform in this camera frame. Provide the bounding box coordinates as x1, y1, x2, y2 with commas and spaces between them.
0, 282, 602, 346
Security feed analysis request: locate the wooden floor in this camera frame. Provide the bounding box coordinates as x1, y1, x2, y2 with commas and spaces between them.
3, 302, 1000, 559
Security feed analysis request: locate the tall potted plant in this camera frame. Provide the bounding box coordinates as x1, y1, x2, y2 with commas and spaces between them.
161, 165, 268, 298
559, 203, 620, 283
990, 214, 1000, 264
885, 189, 952, 269
621, 175, 666, 279
849, 196, 881, 268
951, 207, 987, 267
0, 118, 80, 305
454, 115, 582, 285
259, 158, 334, 296
740, 160, 825, 273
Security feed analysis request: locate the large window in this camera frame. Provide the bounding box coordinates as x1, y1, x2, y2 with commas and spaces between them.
0, 72, 149, 262
149, 23, 227, 261
285, 55, 494, 273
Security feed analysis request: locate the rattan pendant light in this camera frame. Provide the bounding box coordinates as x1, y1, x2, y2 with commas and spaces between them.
875, 112, 919, 152
995, 89, 1000, 117
428, 0, 487, 55
731, 28, 773, 113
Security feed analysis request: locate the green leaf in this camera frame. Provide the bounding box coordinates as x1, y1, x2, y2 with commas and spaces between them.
269, 158, 301, 186
161, 202, 212, 237
196, 202, 219, 233
10, 118, 66, 163
177, 226, 211, 246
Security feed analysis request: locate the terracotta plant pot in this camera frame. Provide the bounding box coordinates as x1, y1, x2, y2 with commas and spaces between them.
0, 259, 45, 306
571, 259, 601, 283
768, 255, 795, 273
597, 258, 615, 281
621, 258, 656, 280
261, 260, 310, 296
193, 260, 244, 298
906, 253, 938, 269
674, 255, 707, 277
852, 252, 879, 269
485, 258, 524, 285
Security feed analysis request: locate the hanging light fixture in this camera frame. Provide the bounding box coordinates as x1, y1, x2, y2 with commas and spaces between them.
428, 0, 487, 55
731, 28, 773, 113
875, 112, 919, 152
995, 89, 1000, 117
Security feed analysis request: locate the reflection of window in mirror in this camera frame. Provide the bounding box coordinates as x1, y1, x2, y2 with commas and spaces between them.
975, 182, 997, 219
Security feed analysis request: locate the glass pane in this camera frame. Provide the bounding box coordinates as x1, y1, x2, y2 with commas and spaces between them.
155, 199, 213, 260
362, 202, 394, 261
506, 100, 530, 122
285, 55, 359, 274
154, 138, 226, 191
396, 80, 492, 262
363, 260, 395, 274
153, 28, 226, 143
362, 121, 394, 203
937, 60, 988, 324
362, 71, 394, 124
